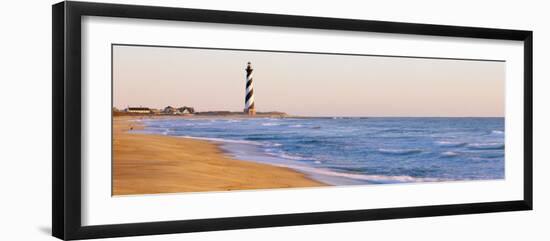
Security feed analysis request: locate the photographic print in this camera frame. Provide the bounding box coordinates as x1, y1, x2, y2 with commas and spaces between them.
53, 3, 532, 239
112, 44, 505, 195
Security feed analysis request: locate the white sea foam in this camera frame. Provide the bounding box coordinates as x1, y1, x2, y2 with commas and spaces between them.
441, 151, 459, 157
270, 152, 306, 161
226, 146, 446, 184
467, 143, 504, 150
261, 122, 280, 126
178, 135, 262, 146
225, 120, 242, 123
377, 148, 423, 155
269, 163, 444, 184
436, 141, 467, 147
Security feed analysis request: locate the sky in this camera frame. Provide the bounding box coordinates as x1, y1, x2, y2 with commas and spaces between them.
113, 45, 505, 117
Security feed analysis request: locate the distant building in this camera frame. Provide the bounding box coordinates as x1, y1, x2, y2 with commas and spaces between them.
125, 107, 152, 114
163, 106, 177, 114
163, 106, 195, 115
178, 106, 195, 114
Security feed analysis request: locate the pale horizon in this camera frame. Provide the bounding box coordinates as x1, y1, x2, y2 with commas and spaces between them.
113, 45, 505, 117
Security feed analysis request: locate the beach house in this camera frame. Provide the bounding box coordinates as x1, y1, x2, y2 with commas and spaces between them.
163, 106, 195, 114
163, 106, 177, 114
177, 106, 195, 114
125, 107, 152, 114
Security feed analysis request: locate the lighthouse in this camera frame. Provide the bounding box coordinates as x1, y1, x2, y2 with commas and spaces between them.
244, 62, 256, 115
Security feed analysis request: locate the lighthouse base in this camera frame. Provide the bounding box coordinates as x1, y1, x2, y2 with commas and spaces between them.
244, 108, 256, 116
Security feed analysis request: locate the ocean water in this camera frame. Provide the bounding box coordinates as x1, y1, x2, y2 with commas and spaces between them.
134, 117, 505, 185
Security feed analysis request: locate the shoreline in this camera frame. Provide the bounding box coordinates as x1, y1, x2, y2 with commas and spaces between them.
113, 112, 505, 119
113, 116, 326, 195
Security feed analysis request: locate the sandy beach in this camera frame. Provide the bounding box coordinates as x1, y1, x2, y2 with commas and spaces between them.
112, 116, 325, 195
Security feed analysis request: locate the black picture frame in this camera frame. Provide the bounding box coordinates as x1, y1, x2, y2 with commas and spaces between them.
52, 1, 533, 240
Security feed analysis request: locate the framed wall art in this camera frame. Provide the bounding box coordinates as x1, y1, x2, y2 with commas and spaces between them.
52, 1, 533, 240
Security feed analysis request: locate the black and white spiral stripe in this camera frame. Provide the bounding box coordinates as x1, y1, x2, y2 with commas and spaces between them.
245, 63, 255, 111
